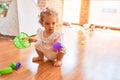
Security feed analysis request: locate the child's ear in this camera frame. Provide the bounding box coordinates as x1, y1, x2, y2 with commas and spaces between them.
39, 20, 43, 26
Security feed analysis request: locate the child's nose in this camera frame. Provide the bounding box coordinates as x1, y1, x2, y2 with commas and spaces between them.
50, 24, 53, 28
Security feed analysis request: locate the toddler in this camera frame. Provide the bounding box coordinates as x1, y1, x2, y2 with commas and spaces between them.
32, 8, 65, 67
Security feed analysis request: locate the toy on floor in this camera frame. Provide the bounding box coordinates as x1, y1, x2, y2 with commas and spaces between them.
9, 62, 21, 70
9, 62, 16, 69
0, 62, 21, 75
13, 32, 31, 49
80, 40, 86, 45
0, 67, 13, 75
15, 62, 21, 70
53, 42, 63, 51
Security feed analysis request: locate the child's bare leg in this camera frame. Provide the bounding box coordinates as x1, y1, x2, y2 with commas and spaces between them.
54, 51, 64, 67
32, 49, 44, 62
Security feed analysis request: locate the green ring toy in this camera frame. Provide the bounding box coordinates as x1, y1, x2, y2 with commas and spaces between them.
13, 32, 31, 49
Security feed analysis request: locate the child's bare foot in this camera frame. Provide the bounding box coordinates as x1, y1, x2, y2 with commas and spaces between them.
54, 60, 62, 67
32, 57, 43, 62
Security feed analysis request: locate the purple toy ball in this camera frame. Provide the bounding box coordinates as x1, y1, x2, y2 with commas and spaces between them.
53, 42, 63, 51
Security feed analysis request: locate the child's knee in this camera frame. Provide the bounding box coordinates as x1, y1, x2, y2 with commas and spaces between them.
34, 43, 42, 51
35, 43, 39, 49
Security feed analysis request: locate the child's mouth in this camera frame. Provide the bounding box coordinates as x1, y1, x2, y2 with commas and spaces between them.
49, 29, 54, 32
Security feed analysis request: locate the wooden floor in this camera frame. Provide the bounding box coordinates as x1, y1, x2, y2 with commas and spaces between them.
0, 26, 120, 80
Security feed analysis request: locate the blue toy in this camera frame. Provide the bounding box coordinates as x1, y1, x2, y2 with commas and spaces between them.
15, 62, 21, 70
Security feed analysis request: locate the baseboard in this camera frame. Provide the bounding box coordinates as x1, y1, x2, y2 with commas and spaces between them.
95, 25, 120, 31
0, 33, 15, 40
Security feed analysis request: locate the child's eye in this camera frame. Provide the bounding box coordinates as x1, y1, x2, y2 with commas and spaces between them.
45, 23, 49, 25
52, 22, 55, 25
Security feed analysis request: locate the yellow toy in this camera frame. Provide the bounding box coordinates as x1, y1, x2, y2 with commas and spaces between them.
80, 40, 86, 45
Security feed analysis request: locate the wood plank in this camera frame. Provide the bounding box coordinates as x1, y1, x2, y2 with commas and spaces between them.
0, 27, 120, 80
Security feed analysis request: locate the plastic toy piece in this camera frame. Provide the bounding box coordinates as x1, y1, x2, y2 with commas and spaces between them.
0, 67, 13, 75
15, 62, 21, 70
80, 40, 86, 45
53, 42, 63, 51
13, 32, 31, 49
9, 62, 16, 69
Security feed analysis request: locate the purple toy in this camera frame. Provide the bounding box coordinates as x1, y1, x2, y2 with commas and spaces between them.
53, 42, 63, 51
15, 62, 21, 70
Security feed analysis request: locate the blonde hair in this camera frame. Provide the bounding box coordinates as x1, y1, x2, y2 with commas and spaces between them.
39, 8, 58, 22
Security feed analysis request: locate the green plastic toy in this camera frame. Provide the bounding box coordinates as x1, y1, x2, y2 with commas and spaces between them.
9, 62, 16, 69
13, 32, 31, 49
0, 67, 13, 75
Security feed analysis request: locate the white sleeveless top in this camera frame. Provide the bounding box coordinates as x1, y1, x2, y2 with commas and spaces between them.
35, 28, 63, 60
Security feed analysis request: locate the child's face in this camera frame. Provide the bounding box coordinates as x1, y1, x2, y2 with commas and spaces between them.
41, 16, 57, 33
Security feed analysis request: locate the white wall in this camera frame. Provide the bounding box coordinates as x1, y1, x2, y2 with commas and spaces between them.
17, 0, 41, 36
63, 0, 81, 23
0, 0, 41, 36
0, 0, 19, 36
88, 0, 120, 28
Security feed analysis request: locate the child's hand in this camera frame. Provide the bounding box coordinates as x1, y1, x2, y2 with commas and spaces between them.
29, 37, 37, 42
22, 38, 29, 42
53, 42, 63, 51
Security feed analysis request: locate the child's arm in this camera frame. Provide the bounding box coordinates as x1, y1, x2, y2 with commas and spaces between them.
53, 35, 66, 67
54, 42, 65, 67
54, 36, 61, 42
